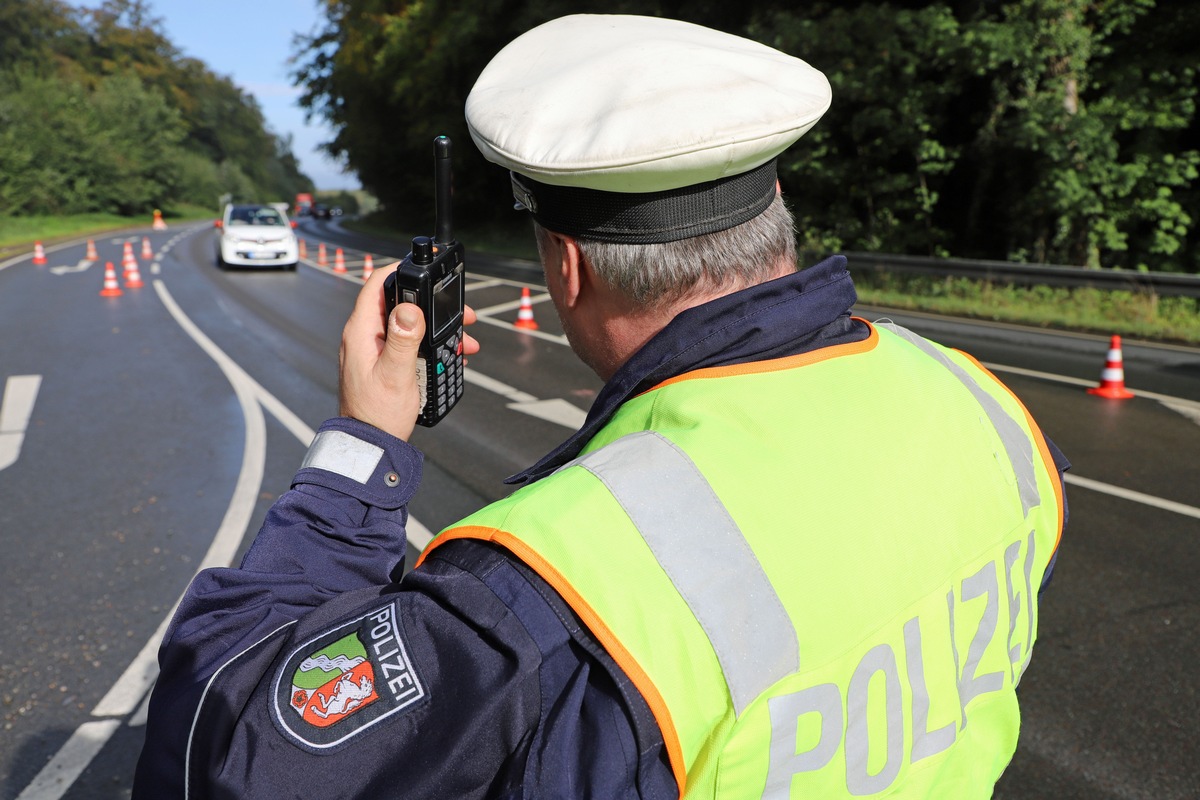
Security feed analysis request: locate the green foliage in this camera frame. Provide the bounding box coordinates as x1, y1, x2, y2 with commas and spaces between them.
287, 1, 1197, 274
960, 0, 1199, 271
0, 0, 313, 219
758, 3, 967, 256
0, 71, 185, 214
291, 0, 785, 224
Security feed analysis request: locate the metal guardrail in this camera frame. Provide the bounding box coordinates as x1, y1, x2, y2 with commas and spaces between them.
840, 251, 1200, 299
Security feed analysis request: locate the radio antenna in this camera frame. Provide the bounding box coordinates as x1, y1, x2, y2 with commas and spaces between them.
433, 136, 453, 244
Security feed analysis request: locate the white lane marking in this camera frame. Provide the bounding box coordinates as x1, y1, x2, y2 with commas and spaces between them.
407, 516, 435, 552
0, 374, 42, 472
1161, 400, 1200, 427
1064, 474, 1200, 520
463, 368, 537, 403
472, 293, 554, 316
90, 282, 268, 719
465, 271, 543, 290
472, 313, 569, 345
463, 367, 585, 430
1, 239, 90, 274
18, 279, 271, 799
127, 687, 153, 728
466, 278, 505, 291
508, 398, 587, 429
16, 720, 122, 800
49, 259, 95, 275
983, 361, 1200, 426
0, 224, 206, 275
467, 285, 569, 344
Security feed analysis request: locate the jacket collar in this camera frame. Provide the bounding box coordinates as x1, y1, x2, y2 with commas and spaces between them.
506, 255, 861, 485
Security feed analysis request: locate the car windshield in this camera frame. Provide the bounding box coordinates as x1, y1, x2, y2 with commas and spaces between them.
228, 206, 284, 226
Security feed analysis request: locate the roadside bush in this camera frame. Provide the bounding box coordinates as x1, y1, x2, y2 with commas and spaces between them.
0, 71, 185, 215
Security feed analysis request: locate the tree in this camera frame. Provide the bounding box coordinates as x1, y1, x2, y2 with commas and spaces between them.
0, 71, 185, 215
293, 0, 1199, 270
291, 0, 755, 224
0, 0, 314, 217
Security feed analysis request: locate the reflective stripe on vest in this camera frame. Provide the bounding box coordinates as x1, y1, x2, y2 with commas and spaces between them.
876, 323, 1040, 515
574, 431, 799, 714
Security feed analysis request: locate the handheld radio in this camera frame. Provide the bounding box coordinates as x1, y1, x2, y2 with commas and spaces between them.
383, 136, 466, 427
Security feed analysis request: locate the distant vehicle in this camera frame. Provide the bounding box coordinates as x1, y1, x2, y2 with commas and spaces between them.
214, 204, 299, 270
310, 203, 331, 219
294, 192, 314, 216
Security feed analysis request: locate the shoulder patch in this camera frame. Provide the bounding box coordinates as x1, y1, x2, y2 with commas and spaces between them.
273, 601, 426, 749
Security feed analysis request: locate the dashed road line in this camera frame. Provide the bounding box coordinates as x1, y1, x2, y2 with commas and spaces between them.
0, 374, 42, 472
1064, 474, 1200, 520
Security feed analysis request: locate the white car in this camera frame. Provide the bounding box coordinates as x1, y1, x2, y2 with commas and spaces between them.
215, 204, 299, 270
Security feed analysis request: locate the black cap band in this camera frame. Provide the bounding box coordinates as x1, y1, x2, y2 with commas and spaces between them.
511, 159, 778, 244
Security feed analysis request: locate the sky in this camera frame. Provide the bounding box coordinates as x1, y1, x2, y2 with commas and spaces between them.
68, 0, 359, 191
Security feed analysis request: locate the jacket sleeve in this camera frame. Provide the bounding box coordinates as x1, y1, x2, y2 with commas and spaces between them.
132, 418, 673, 799
133, 417, 425, 796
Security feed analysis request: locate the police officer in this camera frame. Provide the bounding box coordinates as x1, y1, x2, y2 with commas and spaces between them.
134, 14, 1068, 799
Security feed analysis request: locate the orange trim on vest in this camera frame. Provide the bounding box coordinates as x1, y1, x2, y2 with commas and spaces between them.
417, 526, 688, 799
645, 318, 879, 393
957, 351, 1067, 552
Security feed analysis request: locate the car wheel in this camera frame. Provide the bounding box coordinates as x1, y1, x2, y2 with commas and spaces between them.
216, 254, 226, 269
283, 261, 298, 271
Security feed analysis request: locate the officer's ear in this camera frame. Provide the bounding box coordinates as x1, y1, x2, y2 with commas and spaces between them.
545, 229, 587, 310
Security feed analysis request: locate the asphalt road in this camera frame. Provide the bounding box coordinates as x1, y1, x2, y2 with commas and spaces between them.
1, 218, 1197, 799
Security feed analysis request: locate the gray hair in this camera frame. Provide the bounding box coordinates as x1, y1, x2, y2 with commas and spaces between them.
535, 193, 797, 308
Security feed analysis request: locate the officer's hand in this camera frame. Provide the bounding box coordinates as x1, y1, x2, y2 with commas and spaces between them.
339, 262, 479, 441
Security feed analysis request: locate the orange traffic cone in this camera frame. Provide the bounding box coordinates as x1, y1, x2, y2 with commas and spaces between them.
152, 209, 167, 230
141, 237, 153, 260
298, 239, 307, 259
32, 242, 47, 265
318, 242, 327, 266
1087, 335, 1135, 399
334, 248, 347, 273
362, 253, 374, 280
514, 287, 539, 330
123, 248, 144, 288
86, 239, 98, 260
99, 261, 123, 297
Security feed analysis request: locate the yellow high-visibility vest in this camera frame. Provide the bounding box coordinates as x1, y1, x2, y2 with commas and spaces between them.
420, 321, 1064, 798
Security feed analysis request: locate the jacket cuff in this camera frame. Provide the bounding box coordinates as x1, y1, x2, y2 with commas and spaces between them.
292, 418, 423, 510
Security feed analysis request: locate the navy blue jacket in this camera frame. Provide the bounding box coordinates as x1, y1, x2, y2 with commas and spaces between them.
133, 257, 1068, 798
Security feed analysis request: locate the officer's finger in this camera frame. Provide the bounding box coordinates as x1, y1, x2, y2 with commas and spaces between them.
379, 302, 426, 374
463, 331, 481, 357
346, 261, 400, 339
342, 261, 401, 367
458, 304, 477, 357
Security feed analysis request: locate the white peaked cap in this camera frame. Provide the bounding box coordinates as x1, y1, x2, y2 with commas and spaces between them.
465, 15, 832, 243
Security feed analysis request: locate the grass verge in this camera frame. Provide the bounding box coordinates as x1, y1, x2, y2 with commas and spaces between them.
852, 270, 1200, 346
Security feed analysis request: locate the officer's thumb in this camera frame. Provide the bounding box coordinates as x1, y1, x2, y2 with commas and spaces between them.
384, 303, 425, 371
